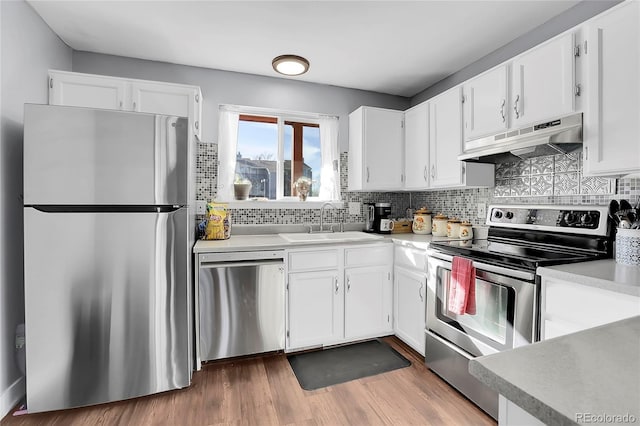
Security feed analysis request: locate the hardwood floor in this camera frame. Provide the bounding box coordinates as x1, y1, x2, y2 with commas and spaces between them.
2, 337, 495, 426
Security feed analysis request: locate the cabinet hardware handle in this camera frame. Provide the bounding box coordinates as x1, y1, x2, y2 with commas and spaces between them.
431, 164, 436, 179
462, 164, 466, 175
49, 78, 53, 89
347, 277, 351, 292
335, 277, 339, 294
574, 84, 581, 97
119, 101, 123, 109
366, 167, 370, 182
423, 165, 428, 181
418, 283, 424, 302
401, 174, 404, 183
195, 93, 200, 102
500, 99, 506, 123
584, 146, 589, 161
133, 101, 137, 111
195, 121, 199, 130
513, 95, 520, 119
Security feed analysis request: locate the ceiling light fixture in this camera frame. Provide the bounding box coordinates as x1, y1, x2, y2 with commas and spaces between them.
272, 54, 310, 76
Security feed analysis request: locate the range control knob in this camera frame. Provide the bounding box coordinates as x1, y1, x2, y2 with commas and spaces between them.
505, 211, 514, 220
494, 210, 503, 219
581, 213, 593, 224
563, 212, 577, 224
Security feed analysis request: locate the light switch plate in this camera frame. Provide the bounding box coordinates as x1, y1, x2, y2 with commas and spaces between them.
196, 201, 207, 215
348, 202, 361, 216
477, 202, 487, 219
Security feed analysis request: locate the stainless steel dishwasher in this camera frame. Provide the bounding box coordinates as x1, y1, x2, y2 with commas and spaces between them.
196, 250, 285, 366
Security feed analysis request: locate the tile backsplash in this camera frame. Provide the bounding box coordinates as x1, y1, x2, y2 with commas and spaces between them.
196, 142, 639, 227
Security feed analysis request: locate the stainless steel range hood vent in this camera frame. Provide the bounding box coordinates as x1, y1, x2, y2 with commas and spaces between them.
459, 113, 582, 164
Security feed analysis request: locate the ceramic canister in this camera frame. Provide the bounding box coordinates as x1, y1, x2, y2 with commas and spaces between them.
412, 208, 432, 234
432, 213, 448, 237
459, 221, 473, 240
447, 218, 462, 238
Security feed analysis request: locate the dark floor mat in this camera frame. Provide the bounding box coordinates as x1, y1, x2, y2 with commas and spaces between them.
287, 339, 411, 391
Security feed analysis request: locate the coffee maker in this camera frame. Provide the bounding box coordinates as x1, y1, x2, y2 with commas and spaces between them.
373, 202, 393, 234
363, 202, 375, 232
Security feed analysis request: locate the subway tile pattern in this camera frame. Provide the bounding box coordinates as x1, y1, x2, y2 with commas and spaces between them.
493, 152, 615, 198
196, 142, 638, 228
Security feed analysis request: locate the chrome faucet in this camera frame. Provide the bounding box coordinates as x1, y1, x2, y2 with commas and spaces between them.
318, 202, 335, 233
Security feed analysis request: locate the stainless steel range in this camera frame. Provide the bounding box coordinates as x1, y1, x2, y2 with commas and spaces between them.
425, 204, 613, 419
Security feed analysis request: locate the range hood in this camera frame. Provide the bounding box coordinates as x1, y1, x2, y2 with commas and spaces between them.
459, 113, 582, 164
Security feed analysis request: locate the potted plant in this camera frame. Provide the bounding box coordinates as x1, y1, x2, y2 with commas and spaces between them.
234, 175, 252, 200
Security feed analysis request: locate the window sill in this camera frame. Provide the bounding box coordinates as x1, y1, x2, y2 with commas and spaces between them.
222, 200, 344, 209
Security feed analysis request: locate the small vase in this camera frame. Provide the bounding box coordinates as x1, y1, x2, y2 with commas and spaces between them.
234, 183, 251, 200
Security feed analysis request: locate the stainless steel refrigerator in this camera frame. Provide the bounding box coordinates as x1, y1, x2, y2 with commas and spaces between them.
23, 104, 193, 413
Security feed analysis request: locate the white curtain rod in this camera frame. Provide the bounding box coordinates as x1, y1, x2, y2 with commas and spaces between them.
219, 104, 339, 120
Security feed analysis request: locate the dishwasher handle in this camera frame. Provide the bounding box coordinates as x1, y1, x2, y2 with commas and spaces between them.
199, 259, 284, 269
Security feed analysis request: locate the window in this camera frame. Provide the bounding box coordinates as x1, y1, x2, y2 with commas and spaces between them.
217, 106, 339, 203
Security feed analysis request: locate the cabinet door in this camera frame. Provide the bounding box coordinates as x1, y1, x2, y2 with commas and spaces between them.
511, 33, 575, 127
540, 277, 640, 340
288, 270, 343, 349
344, 265, 392, 339
394, 267, 426, 356
49, 71, 127, 110
463, 65, 508, 141
429, 87, 464, 187
363, 108, 404, 190
131, 81, 201, 138
583, 0, 640, 176
404, 102, 430, 189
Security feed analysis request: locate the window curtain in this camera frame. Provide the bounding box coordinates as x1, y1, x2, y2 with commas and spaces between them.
216, 110, 240, 201
318, 116, 340, 201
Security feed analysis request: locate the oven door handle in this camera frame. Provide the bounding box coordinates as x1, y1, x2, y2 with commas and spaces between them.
425, 329, 474, 360
427, 250, 536, 282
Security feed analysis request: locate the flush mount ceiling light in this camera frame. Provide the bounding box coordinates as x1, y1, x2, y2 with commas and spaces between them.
272, 54, 310, 76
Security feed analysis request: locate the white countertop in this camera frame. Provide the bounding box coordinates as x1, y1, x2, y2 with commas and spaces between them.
470, 316, 640, 426
193, 232, 460, 254
538, 259, 640, 297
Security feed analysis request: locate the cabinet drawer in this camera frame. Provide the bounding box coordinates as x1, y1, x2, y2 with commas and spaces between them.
394, 245, 427, 273
345, 245, 392, 267
288, 249, 339, 272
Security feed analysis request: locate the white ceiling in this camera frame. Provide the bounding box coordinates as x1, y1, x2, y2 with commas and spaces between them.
27, 0, 581, 97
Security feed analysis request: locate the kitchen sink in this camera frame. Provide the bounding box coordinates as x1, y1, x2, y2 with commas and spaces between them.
279, 231, 384, 243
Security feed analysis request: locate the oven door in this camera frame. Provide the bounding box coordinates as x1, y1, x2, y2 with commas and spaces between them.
426, 251, 537, 357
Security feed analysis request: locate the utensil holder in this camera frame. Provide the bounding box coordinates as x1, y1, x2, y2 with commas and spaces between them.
615, 229, 640, 266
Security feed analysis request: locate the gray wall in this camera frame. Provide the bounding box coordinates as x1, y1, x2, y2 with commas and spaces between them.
411, 0, 623, 105
72, 53, 410, 151
0, 0, 72, 417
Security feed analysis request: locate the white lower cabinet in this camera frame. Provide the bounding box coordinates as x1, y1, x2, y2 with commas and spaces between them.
393, 267, 426, 356
286, 243, 392, 351
540, 277, 640, 340
288, 269, 342, 349
392, 244, 428, 356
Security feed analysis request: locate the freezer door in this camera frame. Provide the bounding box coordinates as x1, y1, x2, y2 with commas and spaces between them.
23, 104, 187, 205
24, 207, 190, 413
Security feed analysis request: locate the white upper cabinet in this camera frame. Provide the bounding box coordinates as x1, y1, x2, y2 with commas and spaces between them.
583, 0, 640, 177
430, 87, 495, 188
49, 71, 127, 110
348, 106, 404, 191
510, 32, 576, 127
48, 70, 202, 140
463, 65, 509, 141
403, 101, 430, 189
429, 88, 464, 187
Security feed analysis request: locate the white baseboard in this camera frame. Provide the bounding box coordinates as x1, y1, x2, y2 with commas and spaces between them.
0, 376, 25, 420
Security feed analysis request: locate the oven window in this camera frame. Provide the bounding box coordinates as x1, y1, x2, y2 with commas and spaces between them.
437, 268, 512, 346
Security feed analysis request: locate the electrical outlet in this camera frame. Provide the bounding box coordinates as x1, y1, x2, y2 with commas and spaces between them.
348, 202, 361, 216
477, 202, 487, 219
196, 201, 207, 215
